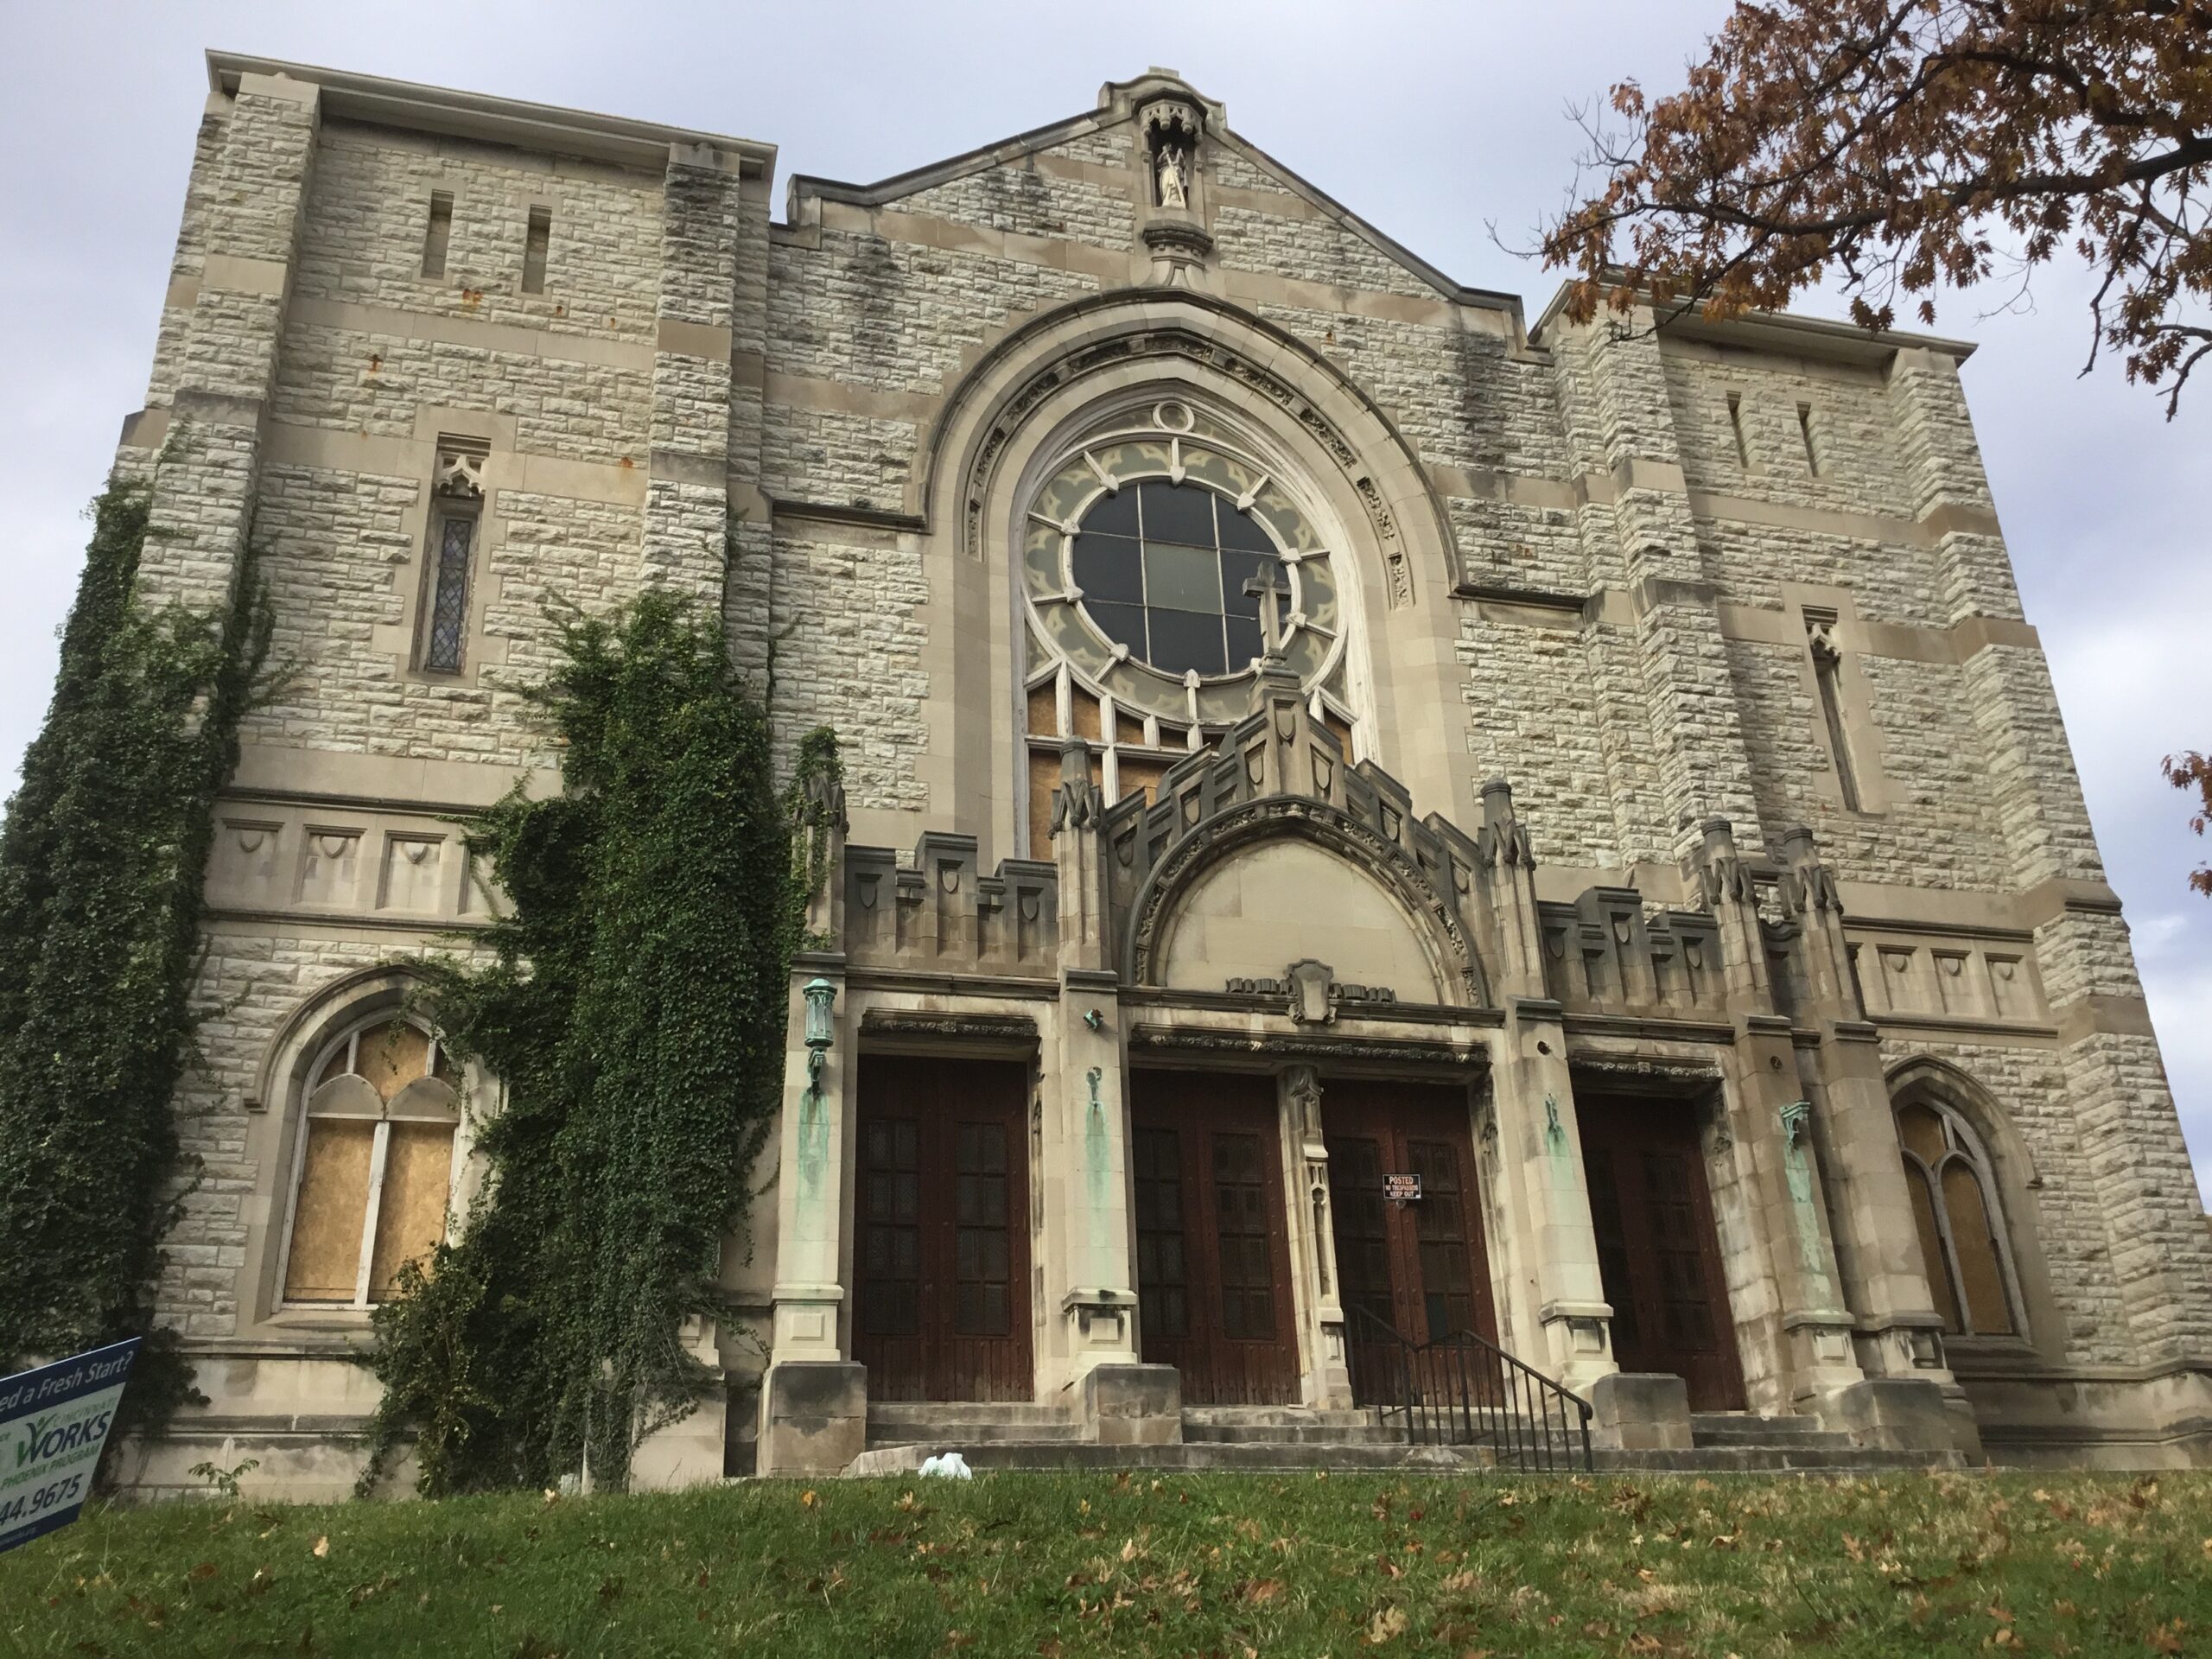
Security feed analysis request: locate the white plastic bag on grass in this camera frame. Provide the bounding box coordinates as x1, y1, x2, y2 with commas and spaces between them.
918, 1451, 973, 1479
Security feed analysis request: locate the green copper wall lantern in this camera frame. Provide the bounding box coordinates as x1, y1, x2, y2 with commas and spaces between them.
802, 976, 836, 1092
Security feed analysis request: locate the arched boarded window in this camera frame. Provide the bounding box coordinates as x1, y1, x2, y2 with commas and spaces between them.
279, 1017, 461, 1306
1894, 1091, 2021, 1338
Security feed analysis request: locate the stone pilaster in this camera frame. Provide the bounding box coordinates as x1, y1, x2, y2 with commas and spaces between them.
1488, 998, 1615, 1394
1050, 741, 1140, 1382
1693, 822, 1866, 1409
1471, 779, 1544, 996
1694, 819, 1773, 1012
1469, 780, 1612, 1389
1279, 1064, 1353, 1407
766, 961, 849, 1364
643, 142, 747, 606
1550, 311, 1762, 862
137, 72, 321, 620
1888, 351, 2212, 1364
1777, 827, 1963, 1403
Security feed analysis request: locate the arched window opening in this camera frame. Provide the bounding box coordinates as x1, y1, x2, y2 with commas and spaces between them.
279, 1016, 461, 1307
1894, 1093, 2020, 1338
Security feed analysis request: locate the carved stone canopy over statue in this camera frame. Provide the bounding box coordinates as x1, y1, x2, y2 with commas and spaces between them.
1141, 100, 1200, 212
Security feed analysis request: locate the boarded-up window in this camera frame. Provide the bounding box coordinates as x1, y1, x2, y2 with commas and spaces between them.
282, 1017, 461, 1309
1894, 1092, 2021, 1339
283, 1120, 375, 1302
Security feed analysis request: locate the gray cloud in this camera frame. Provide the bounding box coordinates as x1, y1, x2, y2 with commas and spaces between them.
3, 0, 2204, 1193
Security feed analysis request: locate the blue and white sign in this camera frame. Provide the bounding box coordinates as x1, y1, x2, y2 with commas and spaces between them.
0, 1338, 137, 1555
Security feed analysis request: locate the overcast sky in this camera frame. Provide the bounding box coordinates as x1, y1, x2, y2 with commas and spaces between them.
2, 2, 2204, 1197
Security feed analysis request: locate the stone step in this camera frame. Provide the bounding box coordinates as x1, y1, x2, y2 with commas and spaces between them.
1182, 1421, 1401, 1445
1690, 1412, 1852, 1448
865, 1402, 1084, 1448
1180, 1407, 1379, 1428
844, 1440, 1499, 1478
1599, 1445, 1965, 1473
1180, 1406, 1395, 1446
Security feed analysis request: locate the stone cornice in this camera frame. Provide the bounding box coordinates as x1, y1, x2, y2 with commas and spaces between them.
207, 51, 773, 175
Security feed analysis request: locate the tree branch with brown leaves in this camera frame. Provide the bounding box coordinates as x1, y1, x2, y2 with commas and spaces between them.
2165, 751, 2212, 894
1542, 0, 2212, 415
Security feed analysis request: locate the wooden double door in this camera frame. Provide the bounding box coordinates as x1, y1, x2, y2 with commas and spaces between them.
1324, 1081, 1497, 1405
1576, 1094, 1745, 1411
1128, 1071, 1302, 1405
854, 1055, 1032, 1402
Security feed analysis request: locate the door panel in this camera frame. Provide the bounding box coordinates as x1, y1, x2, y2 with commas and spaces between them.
1324, 1081, 1495, 1407
1576, 1094, 1746, 1411
1129, 1071, 1300, 1405
855, 1055, 1032, 1402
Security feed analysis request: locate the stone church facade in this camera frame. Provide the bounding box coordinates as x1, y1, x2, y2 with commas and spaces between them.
105, 53, 2210, 1492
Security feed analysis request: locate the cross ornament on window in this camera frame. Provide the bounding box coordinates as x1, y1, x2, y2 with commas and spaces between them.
1242, 564, 1289, 661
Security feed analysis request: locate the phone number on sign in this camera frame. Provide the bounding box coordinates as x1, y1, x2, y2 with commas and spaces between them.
0, 1474, 85, 1527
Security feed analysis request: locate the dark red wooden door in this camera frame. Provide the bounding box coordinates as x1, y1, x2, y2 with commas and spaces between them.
1576, 1094, 1746, 1411
1323, 1081, 1496, 1405
855, 1055, 1031, 1402
1129, 1071, 1300, 1405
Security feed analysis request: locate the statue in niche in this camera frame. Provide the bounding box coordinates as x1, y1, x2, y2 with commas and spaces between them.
1154, 143, 1190, 209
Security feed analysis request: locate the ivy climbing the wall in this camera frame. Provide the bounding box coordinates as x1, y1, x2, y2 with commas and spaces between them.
0, 479, 271, 1440
362, 592, 835, 1495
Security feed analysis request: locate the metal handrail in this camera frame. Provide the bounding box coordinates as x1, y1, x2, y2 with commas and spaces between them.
1348, 1306, 1593, 1473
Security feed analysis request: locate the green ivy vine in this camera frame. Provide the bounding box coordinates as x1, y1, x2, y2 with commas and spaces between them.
0, 478, 271, 1443
361, 591, 835, 1496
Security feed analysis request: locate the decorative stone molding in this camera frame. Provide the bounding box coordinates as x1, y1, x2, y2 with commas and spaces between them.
935, 295, 1452, 608
1126, 795, 1483, 1005
1128, 1025, 1483, 1069
857, 1010, 1039, 1045
1141, 217, 1215, 287
433, 443, 486, 500
1222, 968, 1400, 1020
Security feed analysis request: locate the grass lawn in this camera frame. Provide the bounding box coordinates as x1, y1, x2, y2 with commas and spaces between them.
0, 1470, 2207, 1656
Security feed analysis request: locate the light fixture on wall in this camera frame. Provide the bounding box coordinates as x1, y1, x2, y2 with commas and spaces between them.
802, 976, 836, 1095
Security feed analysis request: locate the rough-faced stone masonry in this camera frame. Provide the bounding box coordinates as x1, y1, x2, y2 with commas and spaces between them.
99, 57, 2212, 1493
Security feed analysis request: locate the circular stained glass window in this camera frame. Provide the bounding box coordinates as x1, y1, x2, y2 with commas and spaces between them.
1071, 480, 1286, 678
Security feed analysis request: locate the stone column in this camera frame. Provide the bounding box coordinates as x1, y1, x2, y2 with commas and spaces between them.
1049, 743, 1144, 1392
1468, 780, 1614, 1390
1776, 829, 1964, 1397
1278, 1064, 1353, 1407
758, 959, 865, 1476
1694, 820, 1866, 1411
1489, 1000, 1616, 1394
137, 71, 321, 620
1715, 1020, 1866, 1412
642, 143, 746, 606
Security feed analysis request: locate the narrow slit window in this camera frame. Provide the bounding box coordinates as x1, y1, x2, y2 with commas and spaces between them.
422, 191, 453, 279
423, 513, 476, 673
1726, 392, 1749, 467
1797, 401, 1821, 474
522, 206, 551, 295
1807, 613, 1862, 810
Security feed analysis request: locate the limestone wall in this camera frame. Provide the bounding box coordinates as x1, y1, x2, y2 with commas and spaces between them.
90, 64, 2212, 1476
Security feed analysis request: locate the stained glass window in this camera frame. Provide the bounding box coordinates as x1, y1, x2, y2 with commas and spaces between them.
423, 512, 475, 673
1073, 480, 1284, 678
